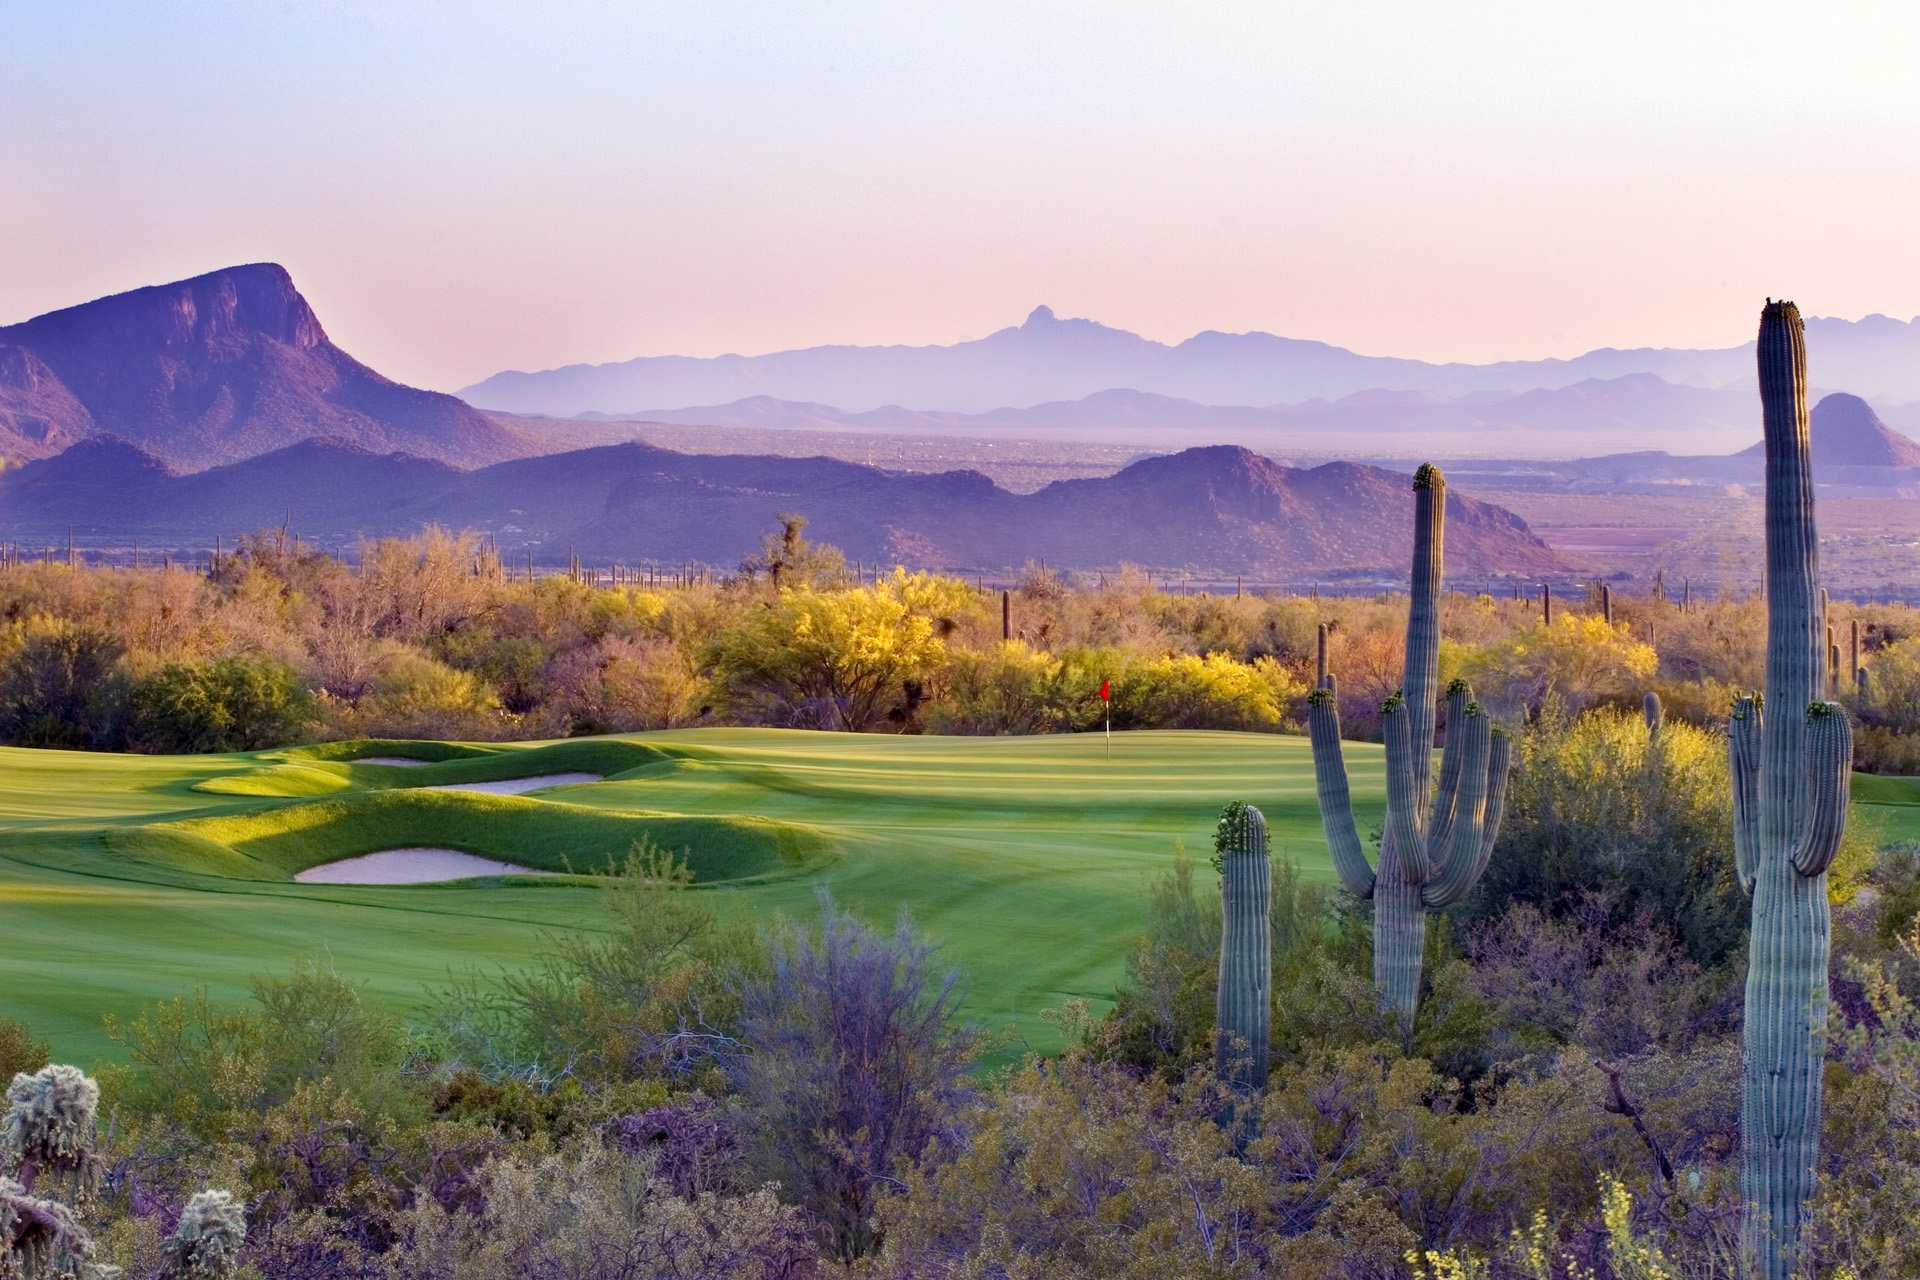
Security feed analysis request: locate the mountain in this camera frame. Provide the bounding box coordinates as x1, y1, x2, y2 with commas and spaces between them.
536, 373, 1769, 458
0, 438, 1566, 578
1735, 393, 1920, 467
0, 264, 538, 471
460, 303, 1920, 416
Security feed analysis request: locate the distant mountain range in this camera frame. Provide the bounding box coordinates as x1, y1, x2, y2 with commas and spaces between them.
564, 375, 1776, 458
7, 266, 1918, 473
0, 264, 539, 471
461, 302, 1920, 416
0, 437, 1565, 578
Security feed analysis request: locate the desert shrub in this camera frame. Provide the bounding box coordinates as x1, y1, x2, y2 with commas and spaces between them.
0, 1022, 48, 1083
926, 640, 1061, 734
1467, 899, 1738, 1056
543, 634, 702, 733
737, 511, 846, 590
127, 654, 318, 753
1463, 613, 1658, 717
1114, 652, 1305, 731
104, 958, 415, 1130
428, 843, 756, 1089
1853, 724, 1920, 776
0, 616, 125, 748
379, 1138, 811, 1280
727, 893, 982, 1262
343, 650, 507, 740
871, 1053, 1270, 1280
703, 584, 946, 731
1466, 708, 1747, 965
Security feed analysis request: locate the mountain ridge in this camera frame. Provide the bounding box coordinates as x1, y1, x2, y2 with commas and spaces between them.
461, 303, 1920, 416
0, 436, 1566, 578
0, 264, 539, 471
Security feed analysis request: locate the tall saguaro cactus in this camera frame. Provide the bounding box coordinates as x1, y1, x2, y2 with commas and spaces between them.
1731, 301, 1854, 1280
1305, 464, 1513, 1024
1214, 802, 1271, 1093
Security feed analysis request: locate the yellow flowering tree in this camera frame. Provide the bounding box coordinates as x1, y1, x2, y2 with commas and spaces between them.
702, 586, 947, 731
1465, 614, 1658, 714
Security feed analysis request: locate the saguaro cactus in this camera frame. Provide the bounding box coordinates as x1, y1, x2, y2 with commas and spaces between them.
1214, 802, 1271, 1093
1306, 464, 1514, 1024
1729, 300, 1854, 1280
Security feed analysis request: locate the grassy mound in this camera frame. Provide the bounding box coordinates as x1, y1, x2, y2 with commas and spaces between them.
109, 787, 831, 884
197, 738, 678, 797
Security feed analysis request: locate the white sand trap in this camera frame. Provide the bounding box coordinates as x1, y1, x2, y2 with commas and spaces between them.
296, 848, 554, 884
423, 772, 603, 795
353, 756, 431, 766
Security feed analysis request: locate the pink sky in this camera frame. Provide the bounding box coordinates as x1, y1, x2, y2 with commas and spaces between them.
4, 2, 1919, 392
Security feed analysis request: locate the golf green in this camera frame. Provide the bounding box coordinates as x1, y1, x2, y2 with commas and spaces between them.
3, 729, 1906, 1068
0, 730, 1374, 1064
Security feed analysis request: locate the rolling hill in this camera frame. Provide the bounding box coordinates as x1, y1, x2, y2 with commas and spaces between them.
0, 437, 1566, 577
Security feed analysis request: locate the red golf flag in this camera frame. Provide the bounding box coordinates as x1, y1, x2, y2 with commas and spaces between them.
1099, 679, 1110, 702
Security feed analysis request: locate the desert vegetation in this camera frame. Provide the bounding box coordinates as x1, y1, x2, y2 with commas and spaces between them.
0, 516, 1917, 772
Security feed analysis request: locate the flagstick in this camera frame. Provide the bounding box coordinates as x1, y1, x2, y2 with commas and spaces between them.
1105, 703, 1111, 761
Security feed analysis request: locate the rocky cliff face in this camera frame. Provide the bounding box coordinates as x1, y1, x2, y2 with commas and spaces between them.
0, 264, 535, 471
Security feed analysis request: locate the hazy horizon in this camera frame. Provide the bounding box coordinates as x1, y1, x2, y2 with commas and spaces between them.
7, 2, 1920, 392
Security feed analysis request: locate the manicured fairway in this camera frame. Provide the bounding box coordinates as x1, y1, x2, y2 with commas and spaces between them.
0, 730, 1378, 1064
4, 730, 1906, 1068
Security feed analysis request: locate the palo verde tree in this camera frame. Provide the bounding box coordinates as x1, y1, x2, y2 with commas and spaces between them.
1730, 300, 1854, 1280
1305, 463, 1514, 1026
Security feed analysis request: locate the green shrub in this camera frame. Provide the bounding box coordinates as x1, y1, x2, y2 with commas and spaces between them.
1464, 708, 1747, 965
127, 655, 318, 753
0, 616, 125, 748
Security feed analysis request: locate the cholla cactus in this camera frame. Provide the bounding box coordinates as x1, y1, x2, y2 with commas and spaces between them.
1, 1174, 108, 1280
162, 1190, 247, 1279
1213, 802, 1271, 1094
2, 1066, 116, 1280
1730, 300, 1855, 1280
1306, 464, 1514, 1025
2, 1066, 100, 1204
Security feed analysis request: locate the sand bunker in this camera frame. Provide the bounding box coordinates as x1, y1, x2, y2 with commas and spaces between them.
352, 756, 431, 766
295, 848, 554, 884
423, 772, 603, 795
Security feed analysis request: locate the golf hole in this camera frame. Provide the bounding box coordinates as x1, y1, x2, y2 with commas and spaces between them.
294, 848, 555, 884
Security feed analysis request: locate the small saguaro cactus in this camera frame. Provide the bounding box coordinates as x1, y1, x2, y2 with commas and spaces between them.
1213, 802, 1271, 1094
1643, 691, 1664, 736
1306, 463, 1514, 1025
1729, 300, 1855, 1280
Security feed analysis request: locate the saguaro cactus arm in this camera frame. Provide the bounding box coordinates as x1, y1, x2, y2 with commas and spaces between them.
1420, 710, 1506, 909
1306, 683, 1376, 898
1791, 702, 1853, 877
1424, 681, 1473, 858
1380, 693, 1430, 883
1730, 696, 1761, 895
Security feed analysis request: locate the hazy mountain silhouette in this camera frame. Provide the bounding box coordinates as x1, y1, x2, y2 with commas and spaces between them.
1735, 393, 1920, 467
462, 303, 1920, 416
573, 374, 1770, 457
0, 264, 538, 470
0, 437, 1566, 578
